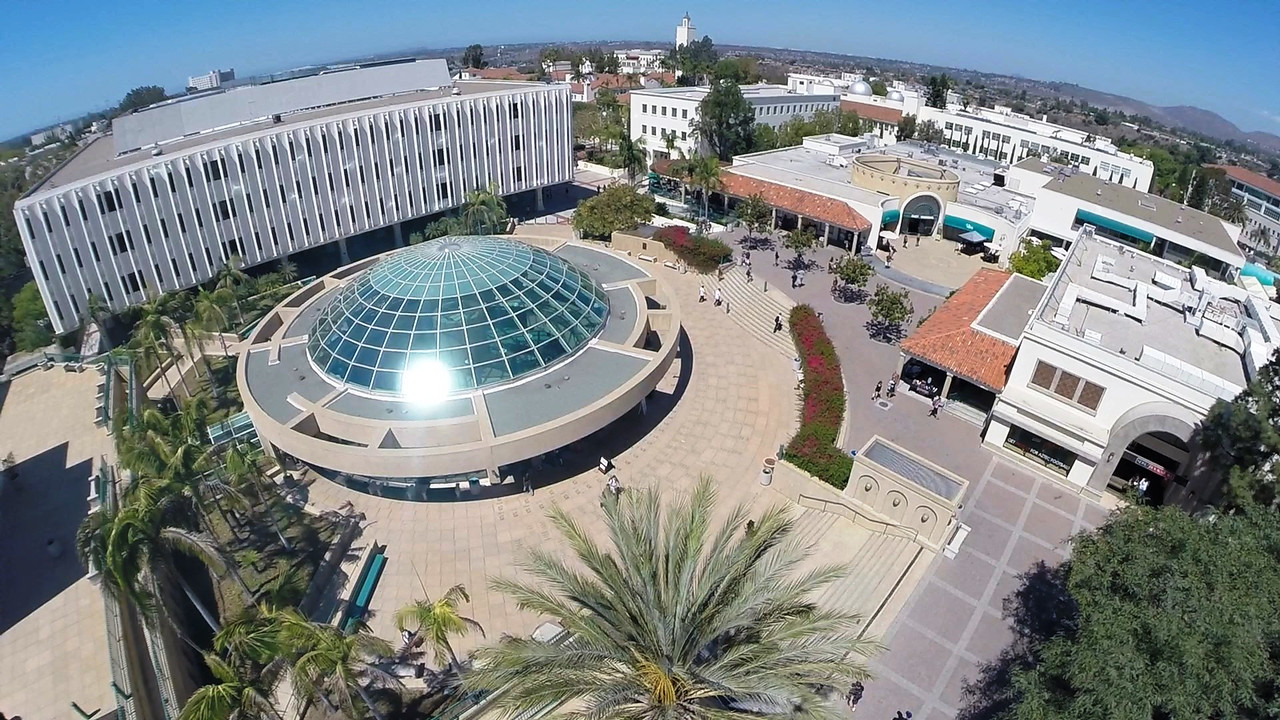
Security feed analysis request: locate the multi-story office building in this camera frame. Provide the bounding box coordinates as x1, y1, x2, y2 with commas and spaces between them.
630, 84, 839, 163
805, 71, 1157, 192
613, 49, 666, 75
29, 123, 76, 146
1209, 164, 1280, 254
187, 68, 235, 92
13, 59, 573, 334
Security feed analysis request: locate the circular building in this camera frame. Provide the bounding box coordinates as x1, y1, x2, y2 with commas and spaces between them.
237, 236, 680, 500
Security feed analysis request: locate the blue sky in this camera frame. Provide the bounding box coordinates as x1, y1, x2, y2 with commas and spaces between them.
1, 0, 1277, 141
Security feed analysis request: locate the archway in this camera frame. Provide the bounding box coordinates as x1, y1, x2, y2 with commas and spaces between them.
1089, 401, 1200, 503
901, 193, 942, 237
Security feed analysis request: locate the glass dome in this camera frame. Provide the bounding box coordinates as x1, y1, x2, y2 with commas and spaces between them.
306, 236, 610, 396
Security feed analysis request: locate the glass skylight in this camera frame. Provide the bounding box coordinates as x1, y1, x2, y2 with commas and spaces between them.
306, 236, 610, 396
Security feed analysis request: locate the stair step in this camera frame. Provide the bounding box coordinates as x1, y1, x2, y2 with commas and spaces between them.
708, 265, 799, 359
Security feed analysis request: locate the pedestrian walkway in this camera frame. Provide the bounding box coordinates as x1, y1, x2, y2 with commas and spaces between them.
714, 264, 797, 358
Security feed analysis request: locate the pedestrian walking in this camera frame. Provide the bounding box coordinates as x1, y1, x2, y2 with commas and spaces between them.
773, 314, 783, 333
930, 396, 944, 417
746, 267, 754, 282
873, 381, 883, 401
713, 287, 722, 306
831, 277, 839, 294
745, 519, 756, 537
790, 271, 798, 288
888, 371, 899, 398
774, 249, 780, 266
798, 269, 806, 286
915, 235, 921, 247
902, 235, 908, 249
698, 284, 707, 303
846, 681, 865, 712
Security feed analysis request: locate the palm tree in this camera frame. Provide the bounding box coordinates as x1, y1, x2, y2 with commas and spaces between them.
394, 585, 484, 675
194, 287, 236, 356
134, 294, 193, 397
277, 259, 298, 284
224, 443, 291, 551
180, 652, 282, 720
617, 135, 648, 187
460, 183, 508, 234
463, 478, 879, 720
688, 153, 722, 220
1222, 197, 1248, 225
293, 621, 400, 720
215, 256, 249, 324
77, 496, 230, 632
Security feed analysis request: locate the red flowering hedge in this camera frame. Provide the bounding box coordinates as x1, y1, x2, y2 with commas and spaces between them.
652, 226, 732, 272
784, 304, 854, 489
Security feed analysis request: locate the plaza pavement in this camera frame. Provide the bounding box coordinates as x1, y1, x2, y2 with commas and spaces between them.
715, 228, 1113, 720
0, 368, 116, 720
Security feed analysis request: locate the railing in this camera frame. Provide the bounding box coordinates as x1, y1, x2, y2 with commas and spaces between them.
96, 458, 139, 720
796, 493, 921, 542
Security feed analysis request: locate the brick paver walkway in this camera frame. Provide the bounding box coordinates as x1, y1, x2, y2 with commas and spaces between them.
715, 229, 1111, 719
0, 369, 116, 720
297, 262, 802, 659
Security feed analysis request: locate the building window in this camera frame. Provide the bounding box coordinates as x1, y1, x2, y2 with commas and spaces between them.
641, 103, 648, 113
682, 108, 688, 119
216, 200, 233, 221
435, 148, 446, 165
661, 106, 667, 116
1029, 360, 1105, 411
1004, 426, 1076, 476
642, 124, 647, 134
681, 131, 687, 141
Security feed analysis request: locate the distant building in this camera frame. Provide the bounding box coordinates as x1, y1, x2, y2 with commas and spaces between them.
676, 13, 696, 48
613, 49, 665, 75
1208, 164, 1280, 254
630, 84, 839, 162
797, 71, 1157, 192
29, 123, 75, 146
187, 68, 235, 92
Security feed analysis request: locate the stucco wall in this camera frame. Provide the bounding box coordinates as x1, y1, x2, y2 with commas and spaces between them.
852, 155, 960, 203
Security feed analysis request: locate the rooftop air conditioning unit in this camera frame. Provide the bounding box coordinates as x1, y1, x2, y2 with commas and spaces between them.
150, 145, 163, 157
271, 114, 282, 124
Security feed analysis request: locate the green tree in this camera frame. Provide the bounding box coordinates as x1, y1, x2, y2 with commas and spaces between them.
691, 80, 756, 161
1197, 350, 1279, 510
866, 283, 914, 342
916, 120, 945, 144
76, 493, 231, 632
751, 122, 779, 152
292, 621, 399, 720
869, 79, 888, 96
1005, 506, 1280, 720
896, 114, 918, 141
463, 478, 878, 719
193, 287, 235, 356
617, 134, 648, 186
925, 74, 952, 109
460, 183, 508, 233
395, 585, 485, 675
572, 184, 656, 239
118, 85, 168, 115
133, 294, 193, 397
179, 652, 282, 720
1093, 108, 1111, 125
783, 226, 820, 264
1008, 238, 1062, 280
686, 153, 722, 219
834, 255, 874, 289
837, 109, 863, 136
461, 44, 486, 69
736, 193, 772, 236
12, 281, 51, 351
276, 258, 297, 284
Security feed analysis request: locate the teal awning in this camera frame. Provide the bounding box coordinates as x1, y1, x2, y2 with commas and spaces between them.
1075, 209, 1155, 243
881, 209, 900, 225
943, 215, 996, 239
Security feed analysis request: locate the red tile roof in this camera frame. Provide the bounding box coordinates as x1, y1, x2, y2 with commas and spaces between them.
1209, 164, 1280, 200
720, 171, 872, 233
649, 160, 872, 232
592, 73, 640, 90
840, 101, 902, 126
570, 83, 585, 94
900, 269, 1017, 391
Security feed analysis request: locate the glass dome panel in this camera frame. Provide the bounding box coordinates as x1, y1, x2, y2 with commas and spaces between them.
306, 236, 610, 397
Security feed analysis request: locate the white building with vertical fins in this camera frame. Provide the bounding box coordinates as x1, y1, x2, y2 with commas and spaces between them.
13, 59, 573, 334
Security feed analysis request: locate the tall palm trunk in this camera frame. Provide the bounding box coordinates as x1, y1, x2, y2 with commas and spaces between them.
356, 683, 388, 720
173, 569, 221, 632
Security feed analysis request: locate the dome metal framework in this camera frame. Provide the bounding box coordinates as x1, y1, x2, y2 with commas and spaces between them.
306, 236, 610, 396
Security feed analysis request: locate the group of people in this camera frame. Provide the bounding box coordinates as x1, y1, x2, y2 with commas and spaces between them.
872, 373, 900, 402
697, 284, 723, 307
873, 372, 947, 417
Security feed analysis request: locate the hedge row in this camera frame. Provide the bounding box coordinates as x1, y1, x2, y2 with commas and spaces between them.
784, 304, 854, 489
653, 226, 732, 272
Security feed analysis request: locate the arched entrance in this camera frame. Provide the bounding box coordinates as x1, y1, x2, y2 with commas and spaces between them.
901, 193, 942, 237
1089, 402, 1200, 504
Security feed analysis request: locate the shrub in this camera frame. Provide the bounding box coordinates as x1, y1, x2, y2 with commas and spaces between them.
652, 226, 732, 272
573, 184, 656, 240
784, 304, 852, 489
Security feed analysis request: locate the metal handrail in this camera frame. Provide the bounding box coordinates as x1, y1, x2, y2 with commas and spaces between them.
796, 493, 920, 541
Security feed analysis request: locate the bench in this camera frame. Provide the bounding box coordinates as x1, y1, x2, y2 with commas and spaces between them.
637, 254, 657, 263
943, 523, 971, 559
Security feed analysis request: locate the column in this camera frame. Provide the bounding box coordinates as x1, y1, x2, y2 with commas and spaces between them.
535, 186, 545, 213
940, 372, 954, 399
896, 353, 907, 375
770, 208, 777, 230
337, 236, 351, 264
393, 223, 405, 247
824, 223, 831, 245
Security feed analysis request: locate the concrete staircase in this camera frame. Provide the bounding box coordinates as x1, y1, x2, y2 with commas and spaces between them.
713, 265, 797, 358
790, 507, 925, 637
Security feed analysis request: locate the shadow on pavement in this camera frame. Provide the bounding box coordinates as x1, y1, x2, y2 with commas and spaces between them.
956, 560, 1078, 720
0, 443, 94, 635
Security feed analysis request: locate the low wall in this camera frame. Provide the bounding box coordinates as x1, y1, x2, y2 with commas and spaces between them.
575, 160, 626, 179
770, 460, 922, 543
611, 230, 680, 265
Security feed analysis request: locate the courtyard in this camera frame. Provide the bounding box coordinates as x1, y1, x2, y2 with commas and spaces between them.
0, 368, 116, 720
